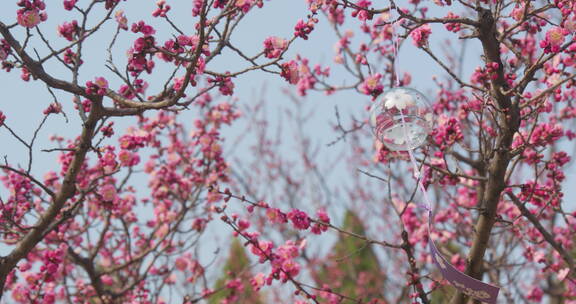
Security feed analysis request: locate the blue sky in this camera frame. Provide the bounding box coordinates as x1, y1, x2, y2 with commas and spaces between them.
0, 1, 575, 300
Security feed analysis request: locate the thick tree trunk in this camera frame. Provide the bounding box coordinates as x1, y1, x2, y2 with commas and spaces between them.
450, 8, 520, 304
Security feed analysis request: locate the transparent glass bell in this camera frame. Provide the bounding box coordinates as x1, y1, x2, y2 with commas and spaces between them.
369, 87, 434, 151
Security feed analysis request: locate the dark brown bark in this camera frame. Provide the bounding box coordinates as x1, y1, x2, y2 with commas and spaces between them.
450, 8, 521, 304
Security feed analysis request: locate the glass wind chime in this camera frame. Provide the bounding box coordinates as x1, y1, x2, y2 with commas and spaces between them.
368, 9, 500, 304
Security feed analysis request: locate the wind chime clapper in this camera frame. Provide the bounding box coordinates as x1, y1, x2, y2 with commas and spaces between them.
369, 87, 501, 303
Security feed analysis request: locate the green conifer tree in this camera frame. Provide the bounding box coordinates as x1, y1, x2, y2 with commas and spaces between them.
209, 238, 263, 304
315, 210, 385, 302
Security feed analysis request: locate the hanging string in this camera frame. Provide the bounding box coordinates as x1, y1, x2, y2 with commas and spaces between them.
391, 5, 401, 88
390, 1, 430, 210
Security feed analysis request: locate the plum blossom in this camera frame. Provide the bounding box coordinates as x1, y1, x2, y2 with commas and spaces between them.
131, 20, 156, 36
17, 9, 42, 28
526, 287, 543, 302
236, 0, 257, 13
250, 272, 267, 291
208, 74, 235, 96
85, 77, 109, 96
16, 0, 47, 28
63, 48, 82, 65
57, 20, 79, 41
263, 36, 288, 59
43, 103, 62, 115
359, 73, 383, 99
383, 89, 416, 110
281, 60, 300, 84
287, 209, 311, 230
540, 27, 565, 53
115, 10, 128, 30
411, 24, 432, 47
152, 0, 171, 17
444, 13, 462, 32
563, 16, 576, 34
63, 0, 76, 10
0, 40, 10, 61
433, 117, 463, 149
294, 19, 315, 40
351, 0, 373, 21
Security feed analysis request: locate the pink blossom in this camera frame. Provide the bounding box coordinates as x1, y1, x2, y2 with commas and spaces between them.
281, 60, 300, 84
557, 268, 570, 281
238, 219, 250, 231
540, 27, 565, 53
433, 117, 464, 150
131, 20, 156, 36
16, 1, 47, 28
0, 40, 10, 61
311, 208, 330, 234
115, 10, 128, 30
101, 122, 114, 137
63, 0, 76, 10
101, 275, 114, 285
175, 256, 189, 271
20, 68, 30, 81
450, 254, 466, 272
0, 111, 5, 126
57, 20, 79, 41
287, 209, 310, 230
294, 19, 315, 40
236, 0, 255, 13
563, 16, 576, 34
351, 0, 373, 21
85, 76, 109, 96
208, 74, 235, 96
445, 13, 461, 32
43, 103, 62, 115
263, 36, 288, 59
17, 9, 42, 28
250, 272, 267, 291
192, 0, 203, 16
359, 73, 383, 99
411, 24, 432, 47
528, 123, 564, 147
118, 150, 140, 167
527, 287, 543, 302
152, 0, 171, 17
266, 208, 288, 224
62, 48, 82, 65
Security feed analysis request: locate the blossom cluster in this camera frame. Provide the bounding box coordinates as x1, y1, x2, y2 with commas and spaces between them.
16, 0, 47, 28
